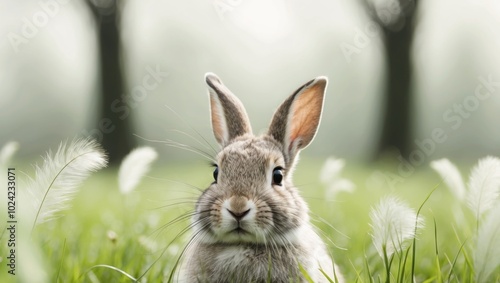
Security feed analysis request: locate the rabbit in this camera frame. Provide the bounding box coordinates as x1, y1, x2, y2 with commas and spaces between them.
178, 73, 343, 283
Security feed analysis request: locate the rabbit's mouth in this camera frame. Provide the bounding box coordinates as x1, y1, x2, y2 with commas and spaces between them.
230, 227, 250, 235
216, 226, 262, 243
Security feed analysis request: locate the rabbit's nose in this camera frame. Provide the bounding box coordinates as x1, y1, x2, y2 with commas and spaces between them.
226, 208, 251, 221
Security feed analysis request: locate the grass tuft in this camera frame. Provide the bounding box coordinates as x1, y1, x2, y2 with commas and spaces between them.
3, 157, 500, 282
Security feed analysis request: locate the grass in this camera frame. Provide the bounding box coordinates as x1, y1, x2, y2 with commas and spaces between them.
1, 157, 499, 282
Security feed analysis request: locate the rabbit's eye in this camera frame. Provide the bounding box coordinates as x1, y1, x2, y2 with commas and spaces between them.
272, 167, 283, 186
213, 166, 219, 182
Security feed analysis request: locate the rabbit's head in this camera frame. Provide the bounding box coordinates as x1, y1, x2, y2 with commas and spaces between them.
193, 73, 327, 245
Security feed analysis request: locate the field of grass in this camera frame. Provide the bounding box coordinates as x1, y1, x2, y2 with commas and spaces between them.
1, 157, 498, 282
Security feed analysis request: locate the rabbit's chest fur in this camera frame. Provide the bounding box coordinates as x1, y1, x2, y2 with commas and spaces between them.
186, 243, 305, 282
180, 225, 336, 283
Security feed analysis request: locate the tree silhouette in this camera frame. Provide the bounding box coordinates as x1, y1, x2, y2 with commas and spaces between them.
364, 0, 418, 160
85, 0, 135, 164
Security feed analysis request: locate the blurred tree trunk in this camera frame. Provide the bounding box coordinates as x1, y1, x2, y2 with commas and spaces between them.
365, 0, 418, 160
86, 0, 134, 164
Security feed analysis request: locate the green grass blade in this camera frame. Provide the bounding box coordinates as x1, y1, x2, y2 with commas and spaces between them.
399, 246, 411, 283
319, 268, 335, 283
432, 218, 442, 283
56, 238, 67, 283
298, 263, 315, 283
433, 218, 439, 256
411, 183, 439, 282
363, 255, 373, 283
421, 276, 437, 283
349, 257, 365, 283
83, 264, 137, 282
446, 238, 469, 282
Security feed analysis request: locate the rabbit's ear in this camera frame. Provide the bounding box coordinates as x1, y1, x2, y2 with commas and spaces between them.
268, 77, 327, 162
205, 73, 253, 147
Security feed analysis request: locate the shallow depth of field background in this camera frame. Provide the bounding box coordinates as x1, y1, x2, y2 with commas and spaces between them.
1, 0, 500, 282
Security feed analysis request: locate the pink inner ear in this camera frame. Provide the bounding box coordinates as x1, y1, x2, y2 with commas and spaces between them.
210, 94, 226, 145
288, 84, 324, 151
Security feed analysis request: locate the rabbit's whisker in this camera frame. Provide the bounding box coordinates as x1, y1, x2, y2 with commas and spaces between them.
144, 175, 206, 193
134, 134, 216, 162
163, 103, 218, 155
165, 128, 217, 156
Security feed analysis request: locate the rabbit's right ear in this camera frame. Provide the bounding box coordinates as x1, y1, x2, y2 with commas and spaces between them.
205, 73, 253, 147
268, 77, 327, 167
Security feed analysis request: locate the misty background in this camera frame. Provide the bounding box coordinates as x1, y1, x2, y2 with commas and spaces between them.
1, 0, 500, 166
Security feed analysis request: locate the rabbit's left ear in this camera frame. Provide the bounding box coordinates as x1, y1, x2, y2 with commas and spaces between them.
206, 73, 253, 147
268, 77, 327, 163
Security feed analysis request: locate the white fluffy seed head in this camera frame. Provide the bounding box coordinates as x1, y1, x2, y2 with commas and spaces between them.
0, 141, 19, 166
118, 146, 158, 194
24, 139, 108, 228
466, 156, 500, 219
369, 196, 424, 259
320, 157, 345, 184
320, 157, 355, 199
430, 158, 466, 201
475, 205, 500, 282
